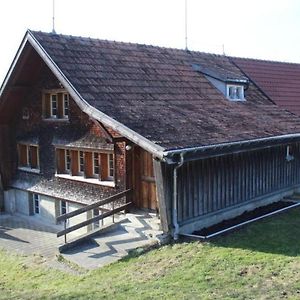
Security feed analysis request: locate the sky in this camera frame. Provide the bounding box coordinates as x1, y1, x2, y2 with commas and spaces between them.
1, 0, 300, 83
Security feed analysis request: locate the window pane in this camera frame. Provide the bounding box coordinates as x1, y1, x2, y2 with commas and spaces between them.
79, 151, 84, 173
64, 94, 69, 117
109, 154, 114, 178
61, 200, 67, 215
93, 153, 99, 175
65, 150, 71, 171
51, 94, 57, 117
33, 194, 40, 214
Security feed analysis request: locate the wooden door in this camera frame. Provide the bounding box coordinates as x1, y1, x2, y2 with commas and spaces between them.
132, 147, 157, 210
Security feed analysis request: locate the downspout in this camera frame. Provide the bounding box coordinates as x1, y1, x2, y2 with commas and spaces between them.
173, 153, 185, 240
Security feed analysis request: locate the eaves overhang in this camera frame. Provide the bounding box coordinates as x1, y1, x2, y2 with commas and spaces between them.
0, 30, 165, 160
162, 133, 300, 164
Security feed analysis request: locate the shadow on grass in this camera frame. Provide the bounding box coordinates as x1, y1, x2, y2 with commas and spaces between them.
209, 207, 300, 257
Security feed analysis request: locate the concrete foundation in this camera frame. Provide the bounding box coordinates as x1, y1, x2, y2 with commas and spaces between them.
4, 190, 16, 214
3, 188, 89, 236
179, 187, 297, 234
15, 190, 32, 215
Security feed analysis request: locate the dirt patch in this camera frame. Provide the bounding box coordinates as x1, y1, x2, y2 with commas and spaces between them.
194, 201, 296, 237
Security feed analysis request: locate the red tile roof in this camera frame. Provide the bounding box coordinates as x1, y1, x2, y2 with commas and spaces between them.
231, 57, 300, 116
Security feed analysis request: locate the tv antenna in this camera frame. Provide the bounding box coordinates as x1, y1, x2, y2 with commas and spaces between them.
185, 0, 188, 50
52, 0, 56, 33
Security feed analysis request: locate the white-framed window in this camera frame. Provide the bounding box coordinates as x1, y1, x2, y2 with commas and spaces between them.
65, 149, 71, 172
18, 144, 39, 170
79, 151, 84, 174
108, 153, 114, 180
50, 94, 58, 118
43, 91, 70, 120
60, 200, 68, 215
63, 93, 69, 118
33, 193, 40, 214
226, 85, 245, 101
93, 152, 100, 177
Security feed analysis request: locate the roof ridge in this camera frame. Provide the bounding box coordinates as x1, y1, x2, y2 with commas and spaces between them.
29, 29, 227, 58
229, 55, 300, 66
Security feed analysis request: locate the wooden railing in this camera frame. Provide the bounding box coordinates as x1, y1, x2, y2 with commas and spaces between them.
56, 189, 132, 243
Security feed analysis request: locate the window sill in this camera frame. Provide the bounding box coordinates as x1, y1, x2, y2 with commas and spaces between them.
227, 98, 246, 102
18, 167, 40, 174
43, 118, 69, 122
55, 174, 115, 187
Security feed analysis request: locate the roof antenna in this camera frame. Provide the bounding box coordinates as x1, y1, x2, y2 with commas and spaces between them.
185, 0, 188, 50
52, 0, 56, 33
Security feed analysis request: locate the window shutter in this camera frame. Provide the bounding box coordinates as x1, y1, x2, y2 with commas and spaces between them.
71, 150, 79, 176
18, 144, 28, 167
85, 152, 93, 178
30, 146, 38, 169
56, 149, 65, 173
100, 153, 108, 180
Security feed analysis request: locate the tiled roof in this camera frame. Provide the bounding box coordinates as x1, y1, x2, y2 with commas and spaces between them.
11, 172, 117, 205
31, 31, 300, 150
232, 57, 300, 116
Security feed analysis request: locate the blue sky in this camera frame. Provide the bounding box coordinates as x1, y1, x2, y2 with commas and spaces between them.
1, 0, 300, 83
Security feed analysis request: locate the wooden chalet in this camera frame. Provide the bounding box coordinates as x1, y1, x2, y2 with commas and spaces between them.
1, 30, 300, 238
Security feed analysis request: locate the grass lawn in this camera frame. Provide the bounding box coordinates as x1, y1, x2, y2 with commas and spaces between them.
1, 208, 300, 300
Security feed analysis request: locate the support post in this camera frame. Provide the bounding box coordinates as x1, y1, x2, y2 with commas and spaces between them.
64, 220, 67, 244
153, 159, 172, 233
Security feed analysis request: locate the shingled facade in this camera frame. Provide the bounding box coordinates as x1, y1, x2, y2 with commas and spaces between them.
1, 30, 300, 237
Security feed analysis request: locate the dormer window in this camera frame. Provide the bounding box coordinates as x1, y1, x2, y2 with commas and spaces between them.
43, 90, 70, 120
227, 85, 245, 101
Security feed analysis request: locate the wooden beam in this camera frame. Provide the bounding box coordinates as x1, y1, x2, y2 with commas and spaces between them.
56, 189, 131, 222
57, 202, 131, 237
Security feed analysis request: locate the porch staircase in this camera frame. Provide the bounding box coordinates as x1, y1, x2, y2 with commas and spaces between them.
55, 189, 164, 268
59, 210, 164, 269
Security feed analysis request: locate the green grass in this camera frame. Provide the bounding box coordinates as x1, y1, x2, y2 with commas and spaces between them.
1, 208, 300, 299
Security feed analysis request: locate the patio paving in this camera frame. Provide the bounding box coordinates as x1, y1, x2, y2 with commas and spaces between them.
0, 213, 62, 258
0, 210, 163, 270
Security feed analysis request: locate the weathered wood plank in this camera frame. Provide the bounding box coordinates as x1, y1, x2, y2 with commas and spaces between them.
153, 159, 171, 233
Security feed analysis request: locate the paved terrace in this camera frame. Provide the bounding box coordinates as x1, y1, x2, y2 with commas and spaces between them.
0, 211, 163, 270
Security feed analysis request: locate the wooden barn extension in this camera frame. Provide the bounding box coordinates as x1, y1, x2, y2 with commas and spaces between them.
2, 30, 300, 242
159, 142, 300, 236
